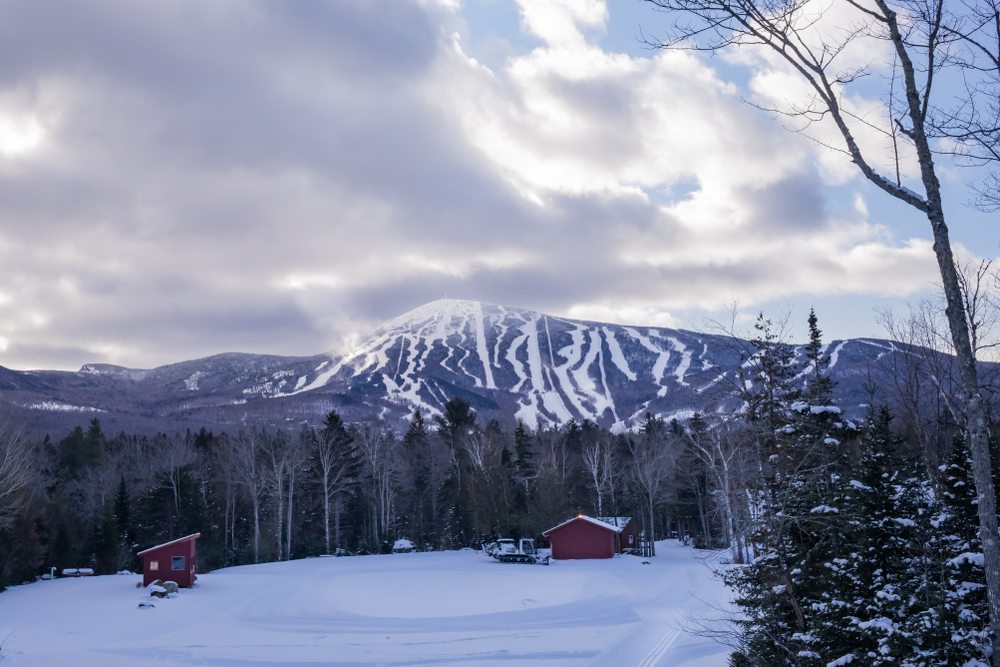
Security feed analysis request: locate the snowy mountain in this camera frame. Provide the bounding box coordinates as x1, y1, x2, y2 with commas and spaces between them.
2, 299, 906, 436
297, 299, 746, 427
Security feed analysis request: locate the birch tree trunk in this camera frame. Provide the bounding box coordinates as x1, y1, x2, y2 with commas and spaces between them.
878, 4, 1000, 656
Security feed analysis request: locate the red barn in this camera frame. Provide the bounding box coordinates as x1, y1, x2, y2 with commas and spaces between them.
138, 533, 200, 587
543, 515, 635, 560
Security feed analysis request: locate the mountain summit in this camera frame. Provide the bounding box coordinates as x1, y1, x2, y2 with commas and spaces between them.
306, 298, 744, 428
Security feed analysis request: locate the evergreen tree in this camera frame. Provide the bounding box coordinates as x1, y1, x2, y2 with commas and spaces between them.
56, 419, 107, 480
809, 406, 918, 666
726, 311, 855, 666
91, 502, 120, 574
400, 410, 434, 549
436, 396, 476, 445
193, 427, 214, 451
113, 474, 136, 571
317, 410, 359, 553
114, 474, 130, 542
893, 435, 990, 666
804, 308, 835, 404
437, 397, 477, 547
510, 421, 535, 532
83, 418, 106, 459
513, 421, 534, 484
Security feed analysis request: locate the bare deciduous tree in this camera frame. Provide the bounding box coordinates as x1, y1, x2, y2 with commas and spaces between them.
0, 410, 32, 530
212, 433, 241, 560
153, 433, 199, 520
231, 428, 265, 563
684, 415, 756, 564
877, 257, 1000, 468
629, 416, 682, 556
356, 421, 398, 545
937, 0, 1000, 209
876, 301, 963, 469
581, 435, 619, 517
263, 429, 307, 561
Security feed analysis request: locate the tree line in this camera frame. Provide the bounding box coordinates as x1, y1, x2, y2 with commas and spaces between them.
0, 390, 708, 589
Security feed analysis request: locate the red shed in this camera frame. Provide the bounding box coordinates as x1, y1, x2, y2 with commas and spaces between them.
138, 533, 200, 587
595, 516, 640, 553
543, 515, 632, 560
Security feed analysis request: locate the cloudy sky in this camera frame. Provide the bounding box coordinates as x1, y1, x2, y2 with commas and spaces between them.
0, 0, 994, 371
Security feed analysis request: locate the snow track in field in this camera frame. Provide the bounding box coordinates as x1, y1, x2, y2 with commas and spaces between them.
637, 628, 682, 667
0, 541, 731, 667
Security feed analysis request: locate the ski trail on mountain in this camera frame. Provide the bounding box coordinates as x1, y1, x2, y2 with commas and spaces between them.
544, 316, 556, 369
597, 337, 621, 427
508, 324, 530, 394
625, 327, 671, 396
474, 301, 496, 390
604, 327, 637, 381
664, 337, 691, 386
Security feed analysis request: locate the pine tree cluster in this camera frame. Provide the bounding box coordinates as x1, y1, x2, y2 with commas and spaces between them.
726, 311, 991, 666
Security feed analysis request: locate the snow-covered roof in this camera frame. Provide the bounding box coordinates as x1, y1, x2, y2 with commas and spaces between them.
543, 514, 624, 536
137, 533, 201, 555
593, 517, 631, 529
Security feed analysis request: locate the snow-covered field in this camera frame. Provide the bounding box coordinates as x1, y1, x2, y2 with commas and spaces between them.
0, 540, 731, 666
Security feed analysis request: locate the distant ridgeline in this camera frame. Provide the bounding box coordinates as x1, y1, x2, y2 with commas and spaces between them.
0, 299, 968, 437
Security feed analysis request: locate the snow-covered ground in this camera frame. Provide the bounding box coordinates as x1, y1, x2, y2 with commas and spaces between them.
0, 540, 731, 666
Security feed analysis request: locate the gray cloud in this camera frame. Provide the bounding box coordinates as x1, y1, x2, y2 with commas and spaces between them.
0, 0, 942, 371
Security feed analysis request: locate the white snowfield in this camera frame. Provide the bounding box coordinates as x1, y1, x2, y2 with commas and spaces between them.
0, 540, 731, 666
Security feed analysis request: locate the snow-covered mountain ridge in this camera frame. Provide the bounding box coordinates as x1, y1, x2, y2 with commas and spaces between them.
1, 299, 902, 436
299, 299, 740, 427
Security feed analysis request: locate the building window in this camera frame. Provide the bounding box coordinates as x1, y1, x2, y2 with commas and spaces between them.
149, 560, 159, 571
629, 535, 634, 544
171, 556, 185, 571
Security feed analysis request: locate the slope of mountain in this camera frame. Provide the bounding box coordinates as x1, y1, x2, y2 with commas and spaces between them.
1, 299, 903, 437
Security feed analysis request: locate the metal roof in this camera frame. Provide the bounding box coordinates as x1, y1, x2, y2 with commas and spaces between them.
543, 515, 623, 536
137, 533, 201, 556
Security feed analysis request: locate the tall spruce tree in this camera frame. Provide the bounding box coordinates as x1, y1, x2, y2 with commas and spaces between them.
804, 308, 835, 404
726, 311, 856, 666
808, 406, 918, 666
513, 421, 534, 486
437, 397, 477, 547
400, 410, 434, 549
893, 435, 990, 666
317, 410, 358, 553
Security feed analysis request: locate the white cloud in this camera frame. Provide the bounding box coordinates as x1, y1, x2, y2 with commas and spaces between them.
0, 114, 44, 156
516, 0, 608, 47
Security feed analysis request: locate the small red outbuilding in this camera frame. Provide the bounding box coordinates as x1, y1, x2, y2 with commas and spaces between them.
543, 515, 635, 560
596, 516, 640, 553
138, 533, 200, 587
